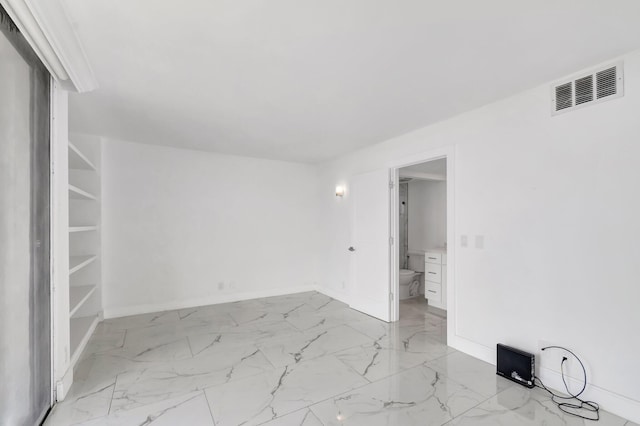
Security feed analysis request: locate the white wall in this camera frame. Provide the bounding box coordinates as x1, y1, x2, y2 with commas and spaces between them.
407, 180, 447, 252
318, 51, 640, 421
101, 139, 320, 317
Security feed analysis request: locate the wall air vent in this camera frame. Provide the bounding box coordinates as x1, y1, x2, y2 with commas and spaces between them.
551, 62, 623, 116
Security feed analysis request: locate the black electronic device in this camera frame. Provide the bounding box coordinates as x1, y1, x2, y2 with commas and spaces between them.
496, 343, 535, 388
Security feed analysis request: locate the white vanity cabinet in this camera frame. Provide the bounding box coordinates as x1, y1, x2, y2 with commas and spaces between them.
424, 249, 446, 310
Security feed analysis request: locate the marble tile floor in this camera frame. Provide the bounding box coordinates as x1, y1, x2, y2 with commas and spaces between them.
45, 292, 636, 426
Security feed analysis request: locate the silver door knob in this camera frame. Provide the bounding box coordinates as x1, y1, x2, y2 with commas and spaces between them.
348, 247, 355, 252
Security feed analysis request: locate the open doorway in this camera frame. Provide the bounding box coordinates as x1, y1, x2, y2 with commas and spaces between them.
389, 150, 454, 345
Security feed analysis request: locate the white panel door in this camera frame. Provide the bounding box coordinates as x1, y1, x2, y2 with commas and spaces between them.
349, 169, 391, 322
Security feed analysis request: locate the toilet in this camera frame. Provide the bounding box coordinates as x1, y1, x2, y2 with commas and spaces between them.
399, 269, 421, 299
399, 252, 425, 299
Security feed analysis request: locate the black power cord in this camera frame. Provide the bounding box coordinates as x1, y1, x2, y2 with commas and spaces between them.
534, 345, 600, 421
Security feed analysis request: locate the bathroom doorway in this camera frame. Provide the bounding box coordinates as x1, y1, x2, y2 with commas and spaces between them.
390, 148, 455, 345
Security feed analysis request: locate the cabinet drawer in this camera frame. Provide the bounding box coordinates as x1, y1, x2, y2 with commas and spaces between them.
424, 262, 441, 283
425, 252, 442, 264
425, 282, 442, 302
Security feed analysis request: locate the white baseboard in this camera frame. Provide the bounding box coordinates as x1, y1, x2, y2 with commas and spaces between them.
448, 333, 640, 424
103, 285, 317, 319
55, 366, 73, 402
537, 366, 640, 424
448, 334, 494, 365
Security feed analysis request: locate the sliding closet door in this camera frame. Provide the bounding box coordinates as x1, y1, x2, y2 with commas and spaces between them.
0, 9, 51, 426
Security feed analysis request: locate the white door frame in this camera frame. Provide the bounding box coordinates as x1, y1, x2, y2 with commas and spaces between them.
389, 146, 456, 343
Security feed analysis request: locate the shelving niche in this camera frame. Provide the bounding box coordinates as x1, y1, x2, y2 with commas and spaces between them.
67, 135, 102, 370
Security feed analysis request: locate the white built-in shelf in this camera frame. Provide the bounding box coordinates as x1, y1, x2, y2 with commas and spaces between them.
70, 315, 99, 366
69, 225, 98, 233
69, 285, 97, 317
68, 142, 97, 171
69, 184, 97, 201
69, 255, 97, 275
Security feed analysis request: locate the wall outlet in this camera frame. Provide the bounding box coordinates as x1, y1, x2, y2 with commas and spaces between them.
218, 281, 224, 290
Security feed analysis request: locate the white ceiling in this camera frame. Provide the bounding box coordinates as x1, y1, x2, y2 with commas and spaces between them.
64, 0, 640, 163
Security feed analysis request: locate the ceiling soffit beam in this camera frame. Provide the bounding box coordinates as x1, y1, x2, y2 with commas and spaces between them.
399, 171, 446, 182
1, 0, 97, 92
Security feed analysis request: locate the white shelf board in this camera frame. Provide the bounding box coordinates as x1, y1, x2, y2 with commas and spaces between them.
70, 315, 99, 368
69, 285, 97, 317
69, 255, 97, 275
69, 225, 98, 233
68, 142, 97, 171
69, 184, 97, 201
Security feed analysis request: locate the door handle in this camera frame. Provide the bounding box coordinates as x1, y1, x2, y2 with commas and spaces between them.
348, 247, 355, 252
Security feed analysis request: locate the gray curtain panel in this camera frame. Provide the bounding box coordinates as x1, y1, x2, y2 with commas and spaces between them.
0, 6, 52, 425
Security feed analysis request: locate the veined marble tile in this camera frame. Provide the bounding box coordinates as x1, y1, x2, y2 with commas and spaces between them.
346, 318, 401, 342
204, 355, 369, 426
188, 321, 301, 357
334, 342, 437, 382
60, 339, 195, 418
258, 324, 374, 367
380, 327, 453, 357
81, 326, 126, 358
448, 385, 635, 426
303, 293, 348, 312
73, 392, 214, 426
426, 350, 514, 398
122, 316, 236, 348
347, 320, 454, 360
284, 310, 357, 332
70, 349, 163, 394
258, 291, 318, 305
103, 337, 193, 363
176, 305, 240, 324
45, 376, 116, 425
229, 309, 291, 326
110, 344, 274, 413
257, 297, 317, 316
310, 364, 486, 426
102, 310, 181, 331
260, 408, 323, 426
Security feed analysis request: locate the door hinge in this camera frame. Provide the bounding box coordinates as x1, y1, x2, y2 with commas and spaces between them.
389, 180, 394, 189
389, 292, 394, 301
389, 236, 394, 245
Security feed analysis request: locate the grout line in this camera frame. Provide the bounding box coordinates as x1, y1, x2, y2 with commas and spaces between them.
186, 336, 195, 358
107, 374, 118, 415
257, 347, 278, 370
202, 390, 217, 425
119, 329, 128, 349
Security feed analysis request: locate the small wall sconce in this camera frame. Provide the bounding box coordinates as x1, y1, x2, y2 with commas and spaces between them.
335, 186, 345, 197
